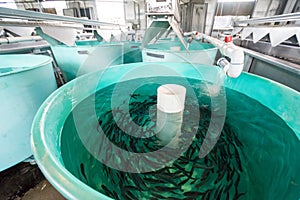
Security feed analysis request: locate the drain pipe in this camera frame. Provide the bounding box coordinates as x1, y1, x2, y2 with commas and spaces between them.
183, 32, 244, 78
156, 84, 186, 147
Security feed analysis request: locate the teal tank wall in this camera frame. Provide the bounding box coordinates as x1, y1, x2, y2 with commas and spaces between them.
0, 54, 57, 171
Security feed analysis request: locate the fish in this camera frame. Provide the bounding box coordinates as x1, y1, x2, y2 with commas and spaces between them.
88, 86, 250, 200
173, 163, 195, 180
124, 189, 136, 199
214, 168, 227, 184
178, 177, 190, 186
202, 189, 212, 200
227, 168, 235, 182
201, 168, 210, 181
184, 191, 205, 198
223, 180, 234, 193
194, 178, 209, 189
214, 185, 224, 199
233, 173, 241, 198
130, 173, 147, 189
154, 186, 178, 192
80, 163, 87, 181
233, 145, 243, 172
130, 93, 140, 99
101, 185, 115, 198
226, 192, 230, 200
234, 192, 246, 200
151, 192, 167, 199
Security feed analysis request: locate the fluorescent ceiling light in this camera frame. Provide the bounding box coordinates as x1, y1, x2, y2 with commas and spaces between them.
218, 0, 256, 2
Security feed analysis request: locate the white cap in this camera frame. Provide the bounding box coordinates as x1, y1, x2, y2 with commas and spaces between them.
157, 84, 186, 113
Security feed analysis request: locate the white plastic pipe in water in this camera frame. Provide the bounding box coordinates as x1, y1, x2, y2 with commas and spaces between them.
156, 84, 186, 147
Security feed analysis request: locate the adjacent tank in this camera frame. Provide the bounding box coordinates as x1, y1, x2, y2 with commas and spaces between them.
0, 54, 57, 171
51, 41, 123, 82
31, 62, 300, 199
142, 40, 218, 65
51, 40, 142, 82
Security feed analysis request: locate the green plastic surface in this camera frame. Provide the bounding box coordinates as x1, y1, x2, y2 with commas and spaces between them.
31, 62, 300, 199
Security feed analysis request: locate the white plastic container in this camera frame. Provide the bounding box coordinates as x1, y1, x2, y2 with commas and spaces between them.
156, 84, 186, 146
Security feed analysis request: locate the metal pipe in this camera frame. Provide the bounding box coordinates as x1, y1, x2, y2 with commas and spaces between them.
0, 20, 83, 29
235, 12, 300, 25
0, 36, 42, 44
0, 7, 122, 27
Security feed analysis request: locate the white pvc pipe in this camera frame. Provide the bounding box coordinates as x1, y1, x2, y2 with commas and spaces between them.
202, 34, 244, 78
156, 84, 186, 146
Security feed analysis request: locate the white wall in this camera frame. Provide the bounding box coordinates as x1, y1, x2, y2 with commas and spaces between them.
41, 1, 67, 16
252, 0, 280, 17
96, 0, 126, 25
0, 0, 17, 9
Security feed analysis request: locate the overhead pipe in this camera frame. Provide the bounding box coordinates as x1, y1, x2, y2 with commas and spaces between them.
0, 36, 42, 44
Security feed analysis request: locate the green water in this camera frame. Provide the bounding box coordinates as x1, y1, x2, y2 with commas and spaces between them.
61, 77, 300, 200
0, 68, 13, 74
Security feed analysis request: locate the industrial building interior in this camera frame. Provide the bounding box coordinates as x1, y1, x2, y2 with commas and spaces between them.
0, 0, 300, 199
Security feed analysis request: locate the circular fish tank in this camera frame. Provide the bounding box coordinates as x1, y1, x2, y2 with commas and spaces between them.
31, 62, 300, 199
142, 41, 218, 65
51, 41, 123, 82
0, 54, 57, 171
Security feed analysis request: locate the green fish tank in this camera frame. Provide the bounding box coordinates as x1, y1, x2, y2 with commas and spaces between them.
50, 41, 123, 82
49, 40, 142, 82
142, 40, 218, 65
31, 62, 300, 199
0, 54, 57, 171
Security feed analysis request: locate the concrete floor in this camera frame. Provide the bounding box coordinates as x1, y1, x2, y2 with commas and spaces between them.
0, 162, 65, 200
22, 179, 65, 200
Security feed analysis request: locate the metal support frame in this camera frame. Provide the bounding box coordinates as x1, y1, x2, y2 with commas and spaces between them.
0, 7, 125, 46
0, 40, 49, 54
241, 46, 300, 92
236, 38, 300, 65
